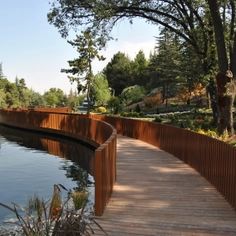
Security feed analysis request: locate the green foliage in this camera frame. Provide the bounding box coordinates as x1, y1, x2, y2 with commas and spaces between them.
131, 50, 149, 86
107, 96, 122, 114
0, 184, 107, 235
135, 104, 141, 113
61, 30, 105, 113
154, 110, 215, 131
47, 0, 236, 134
66, 90, 84, 111
72, 191, 88, 210
0, 74, 47, 108
120, 111, 142, 118
43, 88, 66, 107
0, 89, 6, 108
47, 0, 218, 77
104, 52, 132, 96
120, 85, 146, 106
28, 90, 46, 107
95, 106, 107, 113
196, 129, 219, 139
91, 73, 111, 106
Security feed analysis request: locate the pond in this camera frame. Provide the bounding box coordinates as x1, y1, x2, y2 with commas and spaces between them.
0, 125, 95, 225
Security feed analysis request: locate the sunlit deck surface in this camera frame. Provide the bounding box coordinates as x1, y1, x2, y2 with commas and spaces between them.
94, 135, 236, 236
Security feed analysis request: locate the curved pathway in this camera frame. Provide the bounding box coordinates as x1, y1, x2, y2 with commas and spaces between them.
95, 135, 236, 235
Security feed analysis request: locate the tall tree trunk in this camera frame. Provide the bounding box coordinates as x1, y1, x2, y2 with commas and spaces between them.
207, 1, 228, 73
216, 72, 236, 135
231, 33, 236, 76
206, 78, 218, 124
207, 1, 236, 135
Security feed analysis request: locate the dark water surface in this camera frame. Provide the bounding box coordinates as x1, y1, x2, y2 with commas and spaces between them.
0, 125, 95, 224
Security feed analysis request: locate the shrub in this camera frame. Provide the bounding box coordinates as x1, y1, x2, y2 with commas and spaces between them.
96, 106, 107, 113
154, 117, 162, 123
107, 96, 122, 114
196, 129, 218, 139
120, 111, 141, 118
135, 104, 141, 113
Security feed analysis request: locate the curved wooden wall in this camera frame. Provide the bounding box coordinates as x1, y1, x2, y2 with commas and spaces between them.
0, 110, 116, 216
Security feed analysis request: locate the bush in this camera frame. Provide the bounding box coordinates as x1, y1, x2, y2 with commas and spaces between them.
196, 129, 218, 138
154, 117, 162, 123
96, 106, 107, 113
135, 104, 141, 113
107, 96, 122, 114
120, 85, 146, 105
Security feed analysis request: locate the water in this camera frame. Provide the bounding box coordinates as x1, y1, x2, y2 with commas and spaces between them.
0, 125, 95, 225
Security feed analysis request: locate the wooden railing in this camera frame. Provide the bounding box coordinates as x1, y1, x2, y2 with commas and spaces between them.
1, 110, 235, 214
0, 110, 116, 216
91, 114, 236, 211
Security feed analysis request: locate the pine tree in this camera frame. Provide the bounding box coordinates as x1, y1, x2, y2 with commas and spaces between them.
61, 30, 105, 113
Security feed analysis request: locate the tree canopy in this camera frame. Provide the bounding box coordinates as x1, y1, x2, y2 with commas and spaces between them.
90, 73, 111, 106
103, 52, 132, 96
48, 0, 236, 134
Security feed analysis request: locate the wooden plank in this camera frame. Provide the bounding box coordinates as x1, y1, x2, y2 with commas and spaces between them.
95, 135, 236, 235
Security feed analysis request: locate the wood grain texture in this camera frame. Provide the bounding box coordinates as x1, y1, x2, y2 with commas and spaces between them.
95, 135, 236, 236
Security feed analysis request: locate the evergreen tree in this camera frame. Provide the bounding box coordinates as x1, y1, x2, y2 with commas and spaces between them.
61, 30, 105, 113
131, 50, 149, 87
104, 52, 132, 96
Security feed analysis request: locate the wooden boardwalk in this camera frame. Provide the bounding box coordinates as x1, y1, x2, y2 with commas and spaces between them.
94, 135, 236, 236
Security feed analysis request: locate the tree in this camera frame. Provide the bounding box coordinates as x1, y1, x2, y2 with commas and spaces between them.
107, 96, 122, 114
43, 88, 66, 107
155, 30, 183, 106
61, 30, 105, 113
47, 0, 215, 74
5, 83, 20, 108
66, 89, 84, 111
0, 73, 46, 108
103, 52, 132, 95
48, 0, 236, 134
120, 85, 146, 106
0, 89, 7, 108
206, 1, 236, 135
15, 77, 28, 107
131, 50, 149, 87
90, 73, 111, 106
146, 31, 185, 106
28, 90, 46, 107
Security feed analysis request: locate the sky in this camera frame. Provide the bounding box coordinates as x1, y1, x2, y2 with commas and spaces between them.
0, 0, 158, 94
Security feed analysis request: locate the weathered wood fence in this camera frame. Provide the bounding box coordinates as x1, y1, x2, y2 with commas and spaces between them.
0, 110, 116, 216
91, 114, 236, 211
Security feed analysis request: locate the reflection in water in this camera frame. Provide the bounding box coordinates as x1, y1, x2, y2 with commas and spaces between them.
0, 126, 95, 174
0, 125, 95, 224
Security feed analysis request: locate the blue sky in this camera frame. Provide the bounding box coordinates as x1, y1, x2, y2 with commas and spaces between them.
0, 0, 158, 94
